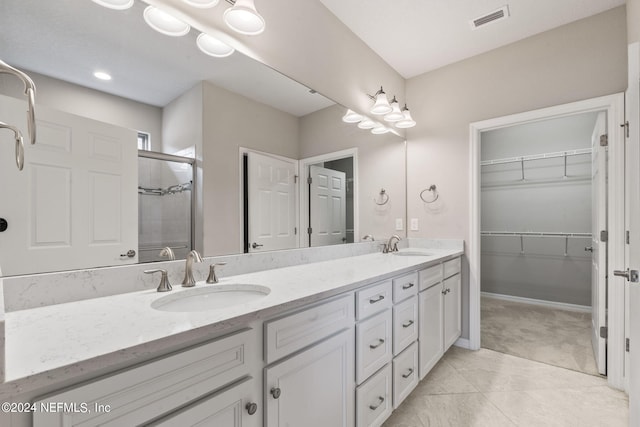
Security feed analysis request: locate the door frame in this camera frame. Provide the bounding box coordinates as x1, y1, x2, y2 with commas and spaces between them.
468, 93, 626, 389
299, 148, 359, 249
239, 147, 300, 253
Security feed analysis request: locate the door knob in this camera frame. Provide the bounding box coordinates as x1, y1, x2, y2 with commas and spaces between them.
252, 242, 263, 249
584, 246, 593, 252
245, 402, 258, 415
614, 269, 639, 282
120, 249, 136, 258
270, 387, 281, 399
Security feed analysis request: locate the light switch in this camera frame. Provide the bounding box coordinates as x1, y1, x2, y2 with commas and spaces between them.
395, 218, 403, 230
410, 218, 419, 231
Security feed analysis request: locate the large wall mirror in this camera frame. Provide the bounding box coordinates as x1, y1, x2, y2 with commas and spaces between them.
0, 0, 406, 277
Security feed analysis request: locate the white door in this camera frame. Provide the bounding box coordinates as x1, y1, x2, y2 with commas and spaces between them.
309, 165, 346, 247
247, 151, 297, 252
626, 42, 640, 427
590, 112, 608, 375
0, 94, 138, 276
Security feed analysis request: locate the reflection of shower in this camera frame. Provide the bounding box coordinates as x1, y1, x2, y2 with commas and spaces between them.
138, 151, 195, 263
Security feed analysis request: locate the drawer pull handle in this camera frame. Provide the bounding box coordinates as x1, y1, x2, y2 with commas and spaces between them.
402, 320, 414, 328
402, 368, 414, 378
369, 295, 385, 304
369, 396, 385, 410
246, 402, 258, 415
369, 338, 385, 349
271, 387, 281, 399
402, 283, 415, 290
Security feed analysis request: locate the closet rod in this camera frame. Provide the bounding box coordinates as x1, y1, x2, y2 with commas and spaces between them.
480, 148, 592, 166
481, 231, 592, 238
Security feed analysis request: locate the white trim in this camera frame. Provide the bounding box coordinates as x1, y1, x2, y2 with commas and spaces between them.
454, 338, 471, 349
469, 93, 626, 390
481, 292, 591, 313
238, 147, 300, 253
298, 148, 359, 249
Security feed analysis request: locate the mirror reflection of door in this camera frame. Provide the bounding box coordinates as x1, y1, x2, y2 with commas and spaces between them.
308, 157, 354, 247
244, 151, 298, 253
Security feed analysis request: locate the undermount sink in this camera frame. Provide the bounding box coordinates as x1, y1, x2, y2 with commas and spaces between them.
392, 251, 433, 257
151, 284, 271, 313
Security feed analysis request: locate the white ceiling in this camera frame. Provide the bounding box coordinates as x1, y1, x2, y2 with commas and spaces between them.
318, 0, 625, 78
0, 0, 334, 116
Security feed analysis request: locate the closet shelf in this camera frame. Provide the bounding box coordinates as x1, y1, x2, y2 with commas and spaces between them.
480, 148, 592, 166
481, 231, 592, 256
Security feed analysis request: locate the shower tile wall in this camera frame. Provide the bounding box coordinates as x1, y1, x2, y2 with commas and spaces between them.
138, 157, 192, 262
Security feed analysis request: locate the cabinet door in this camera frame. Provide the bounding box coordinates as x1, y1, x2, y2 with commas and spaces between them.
443, 274, 461, 351
418, 284, 443, 380
149, 376, 260, 427
265, 329, 354, 427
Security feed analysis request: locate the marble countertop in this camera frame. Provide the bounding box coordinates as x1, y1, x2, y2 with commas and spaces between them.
3, 247, 462, 395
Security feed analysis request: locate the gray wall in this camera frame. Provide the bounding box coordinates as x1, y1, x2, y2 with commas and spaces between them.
405, 7, 628, 338
480, 113, 597, 306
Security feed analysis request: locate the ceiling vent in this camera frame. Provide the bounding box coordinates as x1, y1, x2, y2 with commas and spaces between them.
470, 5, 510, 30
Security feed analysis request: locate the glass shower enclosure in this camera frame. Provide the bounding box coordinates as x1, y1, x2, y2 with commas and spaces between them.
138, 151, 195, 263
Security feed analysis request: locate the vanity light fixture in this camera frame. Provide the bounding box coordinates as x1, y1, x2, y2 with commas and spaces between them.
93, 71, 112, 81
183, 0, 220, 8
371, 123, 390, 134
357, 117, 376, 129
383, 96, 403, 122
369, 86, 393, 115
91, 0, 134, 10
342, 109, 363, 123
395, 104, 416, 128
196, 33, 235, 57
143, 6, 191, 37
223, 0, 266, 35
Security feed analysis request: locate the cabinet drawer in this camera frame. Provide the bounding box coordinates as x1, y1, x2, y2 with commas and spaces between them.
265, 294, 354, 364
356, 310, 392, 384
33, 328, 256, 427
392, 272, 418, 303
392, 296, 418, 355
356, 281, 392, 320
148, 376, 260, 427
392, 342, 419, 409
356, 364, 392, 427
419, 264, 442, 291
443, 257, 461, 279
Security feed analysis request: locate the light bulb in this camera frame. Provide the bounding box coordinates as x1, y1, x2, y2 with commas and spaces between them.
224, 0, 265, 35
384, 96, 403, 122
197, 33, 235, 57
370, 87, 392, 115
91, 0, 134, 10
395, 105, 416, 128
183, 0, 219, 8
143, 6, 191, 37
358, 117, 376, 129
342, 109, 363, 123
371, 124, 389, 134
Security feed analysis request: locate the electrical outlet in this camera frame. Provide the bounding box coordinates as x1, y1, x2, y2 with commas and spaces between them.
410, 218, 419, 231
395, 218, 403, 231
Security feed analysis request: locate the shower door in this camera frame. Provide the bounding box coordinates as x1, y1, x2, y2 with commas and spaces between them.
138, 151, 194, 262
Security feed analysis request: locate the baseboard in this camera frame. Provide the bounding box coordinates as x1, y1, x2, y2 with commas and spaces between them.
481, 291, 591, 313
454, 337, 471, 349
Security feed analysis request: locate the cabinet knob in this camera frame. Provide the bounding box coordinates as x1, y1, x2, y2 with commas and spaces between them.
246, 402, 258, 415
271, 387, 281, 399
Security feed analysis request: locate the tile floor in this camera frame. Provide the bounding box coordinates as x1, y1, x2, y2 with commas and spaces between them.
382, 346, 628, 427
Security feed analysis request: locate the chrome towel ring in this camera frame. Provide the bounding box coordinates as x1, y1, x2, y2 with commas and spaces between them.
420, 185, 439, 203
374, 188, 390, 205
0, 121, 24, 170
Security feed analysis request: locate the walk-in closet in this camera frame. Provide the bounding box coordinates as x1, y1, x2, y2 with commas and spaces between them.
480, 111, 604, 376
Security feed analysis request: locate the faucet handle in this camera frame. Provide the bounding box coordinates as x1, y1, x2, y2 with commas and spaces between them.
206, 262, 227, 284
158, 247, 175, 261
145, 269, 172, 292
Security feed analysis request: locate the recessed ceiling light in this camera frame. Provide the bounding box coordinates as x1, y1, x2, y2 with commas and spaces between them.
183, 0, 220, 8
143, 6, 191, 37
196, 33, 235, 57
93, 71, 112, 81
91, 0, 134, 10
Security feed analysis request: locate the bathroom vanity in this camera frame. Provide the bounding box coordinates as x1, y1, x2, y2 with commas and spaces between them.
0, 242, 462, 427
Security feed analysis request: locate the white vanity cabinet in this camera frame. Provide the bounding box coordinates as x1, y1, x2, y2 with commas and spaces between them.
33, 328, 259, 427
417, 257, 462, 380
263, 295, 355, 427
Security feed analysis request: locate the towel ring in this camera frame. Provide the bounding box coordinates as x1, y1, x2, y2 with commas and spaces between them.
420, 185, 439, 203
374, 188, 390, 205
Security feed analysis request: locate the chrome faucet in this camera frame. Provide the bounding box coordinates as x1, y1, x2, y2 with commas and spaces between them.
158, 246, 175, 261
182, 250, 203, 287
362, 234, 375, 241
384, 235, 401, 253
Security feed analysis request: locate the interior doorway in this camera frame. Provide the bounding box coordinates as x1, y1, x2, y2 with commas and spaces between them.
468, 94, 627, 389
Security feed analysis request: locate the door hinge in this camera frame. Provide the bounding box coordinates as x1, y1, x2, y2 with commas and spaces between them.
294, 227, 297, 235
600, 134, 609, 146
626, 338, 630, 352
307, 227, 312, 235
307, 177, 312, 184
600, 326, 608, 339
294, 175, 298, 183
600, 230, 608, 242
626, 230, 630, 245
620, 121, 629, 138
